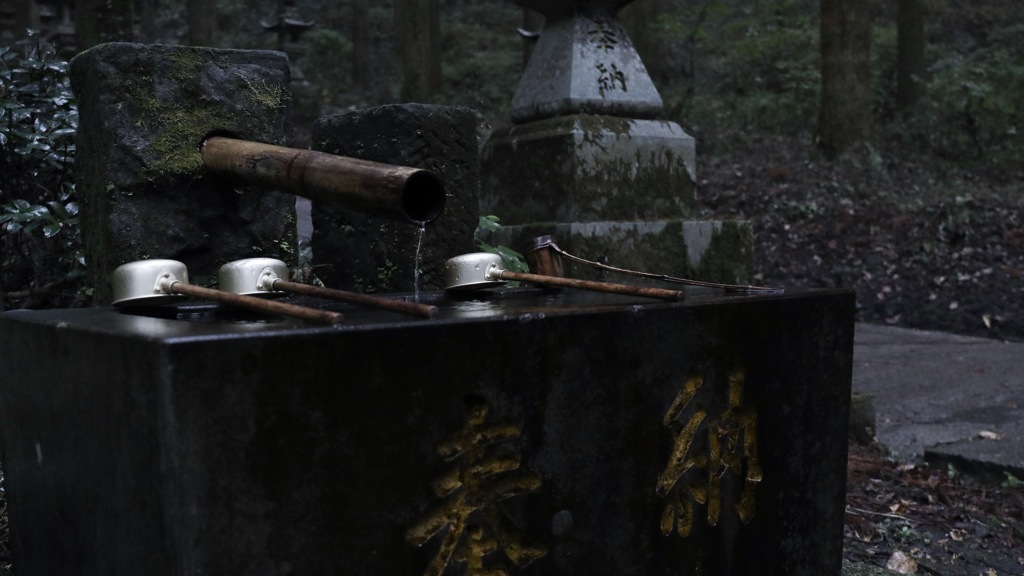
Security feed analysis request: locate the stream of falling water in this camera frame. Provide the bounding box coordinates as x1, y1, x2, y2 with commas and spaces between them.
413, 225, 426, 302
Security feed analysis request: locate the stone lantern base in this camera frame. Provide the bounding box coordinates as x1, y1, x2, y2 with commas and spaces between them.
480, 114, 754, 284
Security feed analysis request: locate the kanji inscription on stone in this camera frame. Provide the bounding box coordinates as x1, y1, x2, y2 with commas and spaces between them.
407, 396, 547, 576
657, 366, 762, 538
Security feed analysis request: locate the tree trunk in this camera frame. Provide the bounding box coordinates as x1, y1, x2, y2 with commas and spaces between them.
84, 0, 134, 44
75, 0, 100, 50
187, 0, 216, 47
395, 0, 442, 102
896, 0, 927, 111
620, 0, 674, 85
139, 0, 158, 42
816, 0, 873, 158
352, 0, 371, 89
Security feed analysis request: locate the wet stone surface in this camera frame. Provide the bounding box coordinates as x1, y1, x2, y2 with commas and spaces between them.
1, 288, 854, 575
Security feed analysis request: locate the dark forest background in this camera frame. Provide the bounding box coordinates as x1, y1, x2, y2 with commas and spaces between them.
73, 0, 1020, 164
1, 0, 1022, 339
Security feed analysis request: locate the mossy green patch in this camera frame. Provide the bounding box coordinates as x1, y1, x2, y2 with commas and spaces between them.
116, 46, 286, 179
692, 222, 755, 283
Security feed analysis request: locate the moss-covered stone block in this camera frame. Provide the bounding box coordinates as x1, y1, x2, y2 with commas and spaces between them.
70, 42, 295, 303
480, 114, 696, 224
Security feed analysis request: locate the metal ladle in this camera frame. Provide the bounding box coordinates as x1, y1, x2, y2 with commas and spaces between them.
111, 259, 345, 325
443, 253, 684, 301
219, 258, 439, 318
523, 235, 781, 293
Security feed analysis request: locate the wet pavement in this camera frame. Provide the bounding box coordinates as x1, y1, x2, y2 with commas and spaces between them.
842, 323, 1024, 576
851, 323, 1024, 478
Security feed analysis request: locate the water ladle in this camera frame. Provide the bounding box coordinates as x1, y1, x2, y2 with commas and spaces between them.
219, 258, 439, 318
523, 235, 781, 293
111, 259, 345, 325
443, 253, 684, 301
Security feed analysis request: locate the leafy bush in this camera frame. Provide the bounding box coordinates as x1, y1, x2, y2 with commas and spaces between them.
872, 12, 1023, 167
654, 0, 820, 139
915, 38, 1023, 163
0, 30, 85, 309
296, 28, 354, 102
435, 2, 521, 123
475, 215, 528, 273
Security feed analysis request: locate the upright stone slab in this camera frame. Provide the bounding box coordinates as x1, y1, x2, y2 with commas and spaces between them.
481, 0, 753, 284
311, 104, 479, 293
70, 43, 296, 303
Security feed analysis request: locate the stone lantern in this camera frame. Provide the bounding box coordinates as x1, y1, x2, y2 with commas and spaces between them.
479, 0, 754, 285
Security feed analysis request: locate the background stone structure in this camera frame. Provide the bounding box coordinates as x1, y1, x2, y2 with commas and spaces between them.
481, 0, 753, 284
311, 104, 479, 294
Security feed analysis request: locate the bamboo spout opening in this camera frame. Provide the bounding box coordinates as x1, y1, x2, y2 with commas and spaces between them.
401, 170, 446, 224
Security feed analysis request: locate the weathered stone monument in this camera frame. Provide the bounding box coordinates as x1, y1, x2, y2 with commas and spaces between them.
481, 0, 753, 282
70, 43, 296, 303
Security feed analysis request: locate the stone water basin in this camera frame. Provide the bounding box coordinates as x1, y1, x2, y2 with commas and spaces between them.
0, 287, 854, 576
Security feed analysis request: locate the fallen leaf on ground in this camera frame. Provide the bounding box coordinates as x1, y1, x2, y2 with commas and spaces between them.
886, 550, 918, 574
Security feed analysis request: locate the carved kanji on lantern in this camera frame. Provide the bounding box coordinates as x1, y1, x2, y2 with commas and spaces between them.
657, 366, 762, 538
407, 396, 547, 576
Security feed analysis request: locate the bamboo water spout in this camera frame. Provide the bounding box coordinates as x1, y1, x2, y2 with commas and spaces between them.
200, 136, 446, 224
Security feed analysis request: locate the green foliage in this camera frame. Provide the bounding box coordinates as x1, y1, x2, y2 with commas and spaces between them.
475, 215, 528, 274
911, 39, 1022, 163
434, 3, 521, 122
655, 0, 820, 139
296, 28, 354, 101
673, 0, 1021, 167
872, 3, 1022, 166
213, 0, 277, 50
0, 31, 85, 309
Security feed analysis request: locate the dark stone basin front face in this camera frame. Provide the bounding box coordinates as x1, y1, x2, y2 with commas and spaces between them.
0, 288, 855, 576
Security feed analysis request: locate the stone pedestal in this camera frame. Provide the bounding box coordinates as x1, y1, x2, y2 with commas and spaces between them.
0, 288, 855, 576
482, 115, 696, 224
480, 1, 753, 284
311, 104, 479, 293
69, 43, 296, 303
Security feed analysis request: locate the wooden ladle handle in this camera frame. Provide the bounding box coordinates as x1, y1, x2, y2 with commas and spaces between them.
497, 270, 683, 301
272, 279, 438, 318
168, 281, 345, 325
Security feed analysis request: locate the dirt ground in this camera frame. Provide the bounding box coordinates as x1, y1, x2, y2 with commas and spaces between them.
844, 443, 1024, 575
701, 134, 1024, 343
